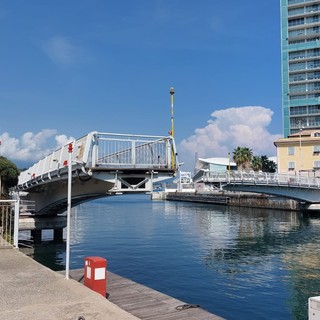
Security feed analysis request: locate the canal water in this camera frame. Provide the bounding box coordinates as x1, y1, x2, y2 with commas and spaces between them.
21, 194, 320, 320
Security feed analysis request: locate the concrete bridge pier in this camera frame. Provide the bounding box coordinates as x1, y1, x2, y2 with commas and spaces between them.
19, 215, 67, 243
300, 203, 320, 211
30, 229, 63, 243
30, 230, 42, 243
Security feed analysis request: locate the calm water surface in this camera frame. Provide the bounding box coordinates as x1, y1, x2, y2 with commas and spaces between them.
22, 194, 320, 320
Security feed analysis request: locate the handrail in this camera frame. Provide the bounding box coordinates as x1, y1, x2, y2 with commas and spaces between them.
17, 131, 178, 188
199, 170, 320, 189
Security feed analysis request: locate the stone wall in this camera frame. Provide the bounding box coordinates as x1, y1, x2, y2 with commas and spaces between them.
165, 191, 300, 211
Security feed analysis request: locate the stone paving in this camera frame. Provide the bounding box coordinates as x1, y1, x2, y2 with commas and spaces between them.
0, 247, 139, 320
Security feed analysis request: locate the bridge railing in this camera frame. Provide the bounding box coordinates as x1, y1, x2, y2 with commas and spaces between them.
18, 131, 178, 188
94, 133, 174, 169
202, 170, 320, 189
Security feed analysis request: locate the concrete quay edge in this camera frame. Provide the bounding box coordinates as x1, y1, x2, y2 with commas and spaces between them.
0, 247, 140, 320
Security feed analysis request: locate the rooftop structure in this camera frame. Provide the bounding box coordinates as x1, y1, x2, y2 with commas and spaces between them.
193, 157, 237, 182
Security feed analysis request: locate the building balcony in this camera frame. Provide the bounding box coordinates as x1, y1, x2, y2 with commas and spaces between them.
288, 1, 320, 10
288, 33, 320, 42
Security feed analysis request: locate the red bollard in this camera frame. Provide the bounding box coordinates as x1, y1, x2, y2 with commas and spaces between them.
84, 256, 107, 297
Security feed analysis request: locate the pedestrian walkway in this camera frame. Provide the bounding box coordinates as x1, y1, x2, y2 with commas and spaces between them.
0, 246, 225, 320
0, 247, 139, 320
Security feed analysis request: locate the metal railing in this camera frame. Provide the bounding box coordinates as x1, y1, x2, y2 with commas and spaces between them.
17, 132, 178, 189
96, 134, 173, 168
201, 170, 320, 189
0, 200, 19, 248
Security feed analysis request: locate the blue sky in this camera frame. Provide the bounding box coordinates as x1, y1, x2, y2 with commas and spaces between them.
0, 1, 282, 170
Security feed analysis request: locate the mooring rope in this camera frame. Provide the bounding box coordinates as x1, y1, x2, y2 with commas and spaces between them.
176, 304, 201, 311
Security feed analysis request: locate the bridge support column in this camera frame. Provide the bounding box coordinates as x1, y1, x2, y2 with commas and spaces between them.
31, 230, 42, 243
20, 215, 67, 244
54, 229, 63, 243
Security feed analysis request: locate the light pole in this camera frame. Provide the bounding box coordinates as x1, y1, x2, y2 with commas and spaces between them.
228, 152, 231, 178
299, 127, 302, 174
170, 87, 175, 168
65, 143, 73, 280
297, 119, 304, 175
170, 87, 175, 138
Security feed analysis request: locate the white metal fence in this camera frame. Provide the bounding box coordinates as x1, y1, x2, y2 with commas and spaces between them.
0, 200, 19, 248
97, 135, 172, 168
201, 170, 320, 188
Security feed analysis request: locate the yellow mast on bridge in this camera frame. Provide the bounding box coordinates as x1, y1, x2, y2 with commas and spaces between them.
170, 87, 175, 168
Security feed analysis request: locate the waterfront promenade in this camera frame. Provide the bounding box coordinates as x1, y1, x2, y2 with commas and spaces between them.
0, 246, 139, 320
0, 245, 224, 320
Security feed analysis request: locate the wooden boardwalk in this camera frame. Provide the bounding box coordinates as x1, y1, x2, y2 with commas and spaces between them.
67, 269, 225, 320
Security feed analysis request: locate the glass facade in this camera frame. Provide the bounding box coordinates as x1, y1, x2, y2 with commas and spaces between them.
281, 0, 320, 136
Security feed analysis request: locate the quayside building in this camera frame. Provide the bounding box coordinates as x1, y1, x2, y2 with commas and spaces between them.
281, 0, 320, 136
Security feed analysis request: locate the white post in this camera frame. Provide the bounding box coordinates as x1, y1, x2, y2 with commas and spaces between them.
65, 143, 73, 280
13, 197, 20, 248
131, 141, 136, 165
91, 135, 98, 167
299, 127, 302, 176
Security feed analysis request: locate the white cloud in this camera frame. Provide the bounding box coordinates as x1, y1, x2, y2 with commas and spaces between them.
55, 134, 73, 147
0, 130, 74, 164
179, 106, 281, 171
42, 36, 90, 66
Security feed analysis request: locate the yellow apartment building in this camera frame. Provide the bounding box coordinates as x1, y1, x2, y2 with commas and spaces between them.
274, 129, 320, 176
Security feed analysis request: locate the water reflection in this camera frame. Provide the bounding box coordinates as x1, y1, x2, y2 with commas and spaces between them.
21, 242, 66, 271
22, 196, 320, 320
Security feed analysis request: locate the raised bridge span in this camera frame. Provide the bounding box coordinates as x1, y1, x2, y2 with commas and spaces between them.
196, 170, 320, 210
17, 131, 178, 215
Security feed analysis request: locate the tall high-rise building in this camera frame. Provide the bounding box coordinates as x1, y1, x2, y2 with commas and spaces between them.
280, 0, 320, 137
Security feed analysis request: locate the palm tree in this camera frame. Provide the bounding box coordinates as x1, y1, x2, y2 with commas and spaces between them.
233, 147, 253, 171
251, 156, 262, 172
233, 147, 244, 170
261, 155, 277, 173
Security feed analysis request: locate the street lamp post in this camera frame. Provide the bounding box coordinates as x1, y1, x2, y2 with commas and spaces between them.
65, 143, 73, 280
170, 87, 175, 138
170, 87, 175, 168
228, 152, 231, 178
299, 128, 302, 174
297, 119, 304, 175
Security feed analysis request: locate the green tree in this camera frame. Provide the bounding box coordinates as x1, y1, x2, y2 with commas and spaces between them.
251, 155, 263, 172
261, 155, 277, 173
0, 156, 19, 197
233, 147, 253, 171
